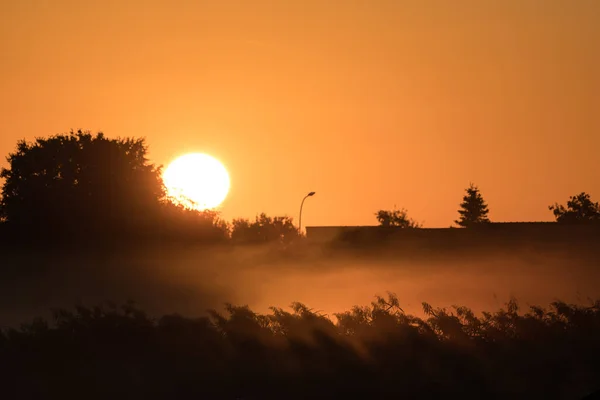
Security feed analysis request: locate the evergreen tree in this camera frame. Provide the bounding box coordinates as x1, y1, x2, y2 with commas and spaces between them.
455, 183, 490, 227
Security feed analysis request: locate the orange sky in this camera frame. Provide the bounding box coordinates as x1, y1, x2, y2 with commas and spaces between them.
1, 0, 599, 228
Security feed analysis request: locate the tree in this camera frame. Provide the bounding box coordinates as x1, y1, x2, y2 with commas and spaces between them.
548, 192, 600, 223
0, 130, 166, 237
375, 208, 421, 228
455, 183, 490, 227
230, 213, 299, 244
159, 202, 230, 242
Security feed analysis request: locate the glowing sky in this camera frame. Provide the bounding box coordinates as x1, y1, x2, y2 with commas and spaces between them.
1, 0, 598, 227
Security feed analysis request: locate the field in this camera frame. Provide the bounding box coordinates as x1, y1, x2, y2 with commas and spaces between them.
1, 240, 600, 398
1, 238, 599, 327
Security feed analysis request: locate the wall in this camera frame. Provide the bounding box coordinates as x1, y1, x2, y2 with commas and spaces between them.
305, 223, 600, 250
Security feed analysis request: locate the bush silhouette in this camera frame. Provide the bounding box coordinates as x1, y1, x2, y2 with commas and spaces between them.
375, 208, 421, 228
549, 192, 600, 224
1, 294, 599, 399
230, 213, 299, 244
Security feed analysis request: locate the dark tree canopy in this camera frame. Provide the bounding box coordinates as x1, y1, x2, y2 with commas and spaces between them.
159, 203, 230, 242
549, 192, 600, 224
455, 183, 490, 228
375, 208, 421, 228
0, 130, 228, 242
0, 130, 166, 236
230, 213, 298, 244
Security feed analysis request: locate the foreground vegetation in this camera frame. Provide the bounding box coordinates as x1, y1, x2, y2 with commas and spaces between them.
1, 294, 599, 399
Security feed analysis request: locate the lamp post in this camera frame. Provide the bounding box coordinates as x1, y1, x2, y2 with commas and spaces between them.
298, 191, 315, 236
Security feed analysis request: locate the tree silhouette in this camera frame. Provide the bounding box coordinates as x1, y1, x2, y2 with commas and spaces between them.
375, 208, 421, 228
0, 130, 165, 238
455, 183, 490, 227
549, 192, 600, 223
230, 213, 299, 244
159, 202, 230, 241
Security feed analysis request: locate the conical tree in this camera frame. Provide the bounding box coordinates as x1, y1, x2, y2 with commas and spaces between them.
455, 183, 490, 227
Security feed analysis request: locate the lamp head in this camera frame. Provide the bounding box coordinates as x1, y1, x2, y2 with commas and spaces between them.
308, 192, 316, 197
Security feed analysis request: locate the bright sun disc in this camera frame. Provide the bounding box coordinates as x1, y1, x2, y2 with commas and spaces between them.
163, 153, 230, 210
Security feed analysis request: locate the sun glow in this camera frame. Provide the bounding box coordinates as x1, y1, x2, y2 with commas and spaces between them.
163, 153, 230, 210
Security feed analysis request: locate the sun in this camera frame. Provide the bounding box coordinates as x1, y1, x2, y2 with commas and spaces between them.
163, 153, 230, 210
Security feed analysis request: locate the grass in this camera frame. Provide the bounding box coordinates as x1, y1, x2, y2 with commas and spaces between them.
1, 293, 599, 399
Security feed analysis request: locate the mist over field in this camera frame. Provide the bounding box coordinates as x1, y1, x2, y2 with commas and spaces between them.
2, 1, 600, 396
2, 240, 599, 328
2, 229, 600, 398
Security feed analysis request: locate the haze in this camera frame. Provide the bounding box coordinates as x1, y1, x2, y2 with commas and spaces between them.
2, 243, 599, 328
1, 0, 599, 227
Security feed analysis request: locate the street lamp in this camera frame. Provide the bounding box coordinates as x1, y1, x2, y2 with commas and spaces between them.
298, 191, 315, 235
